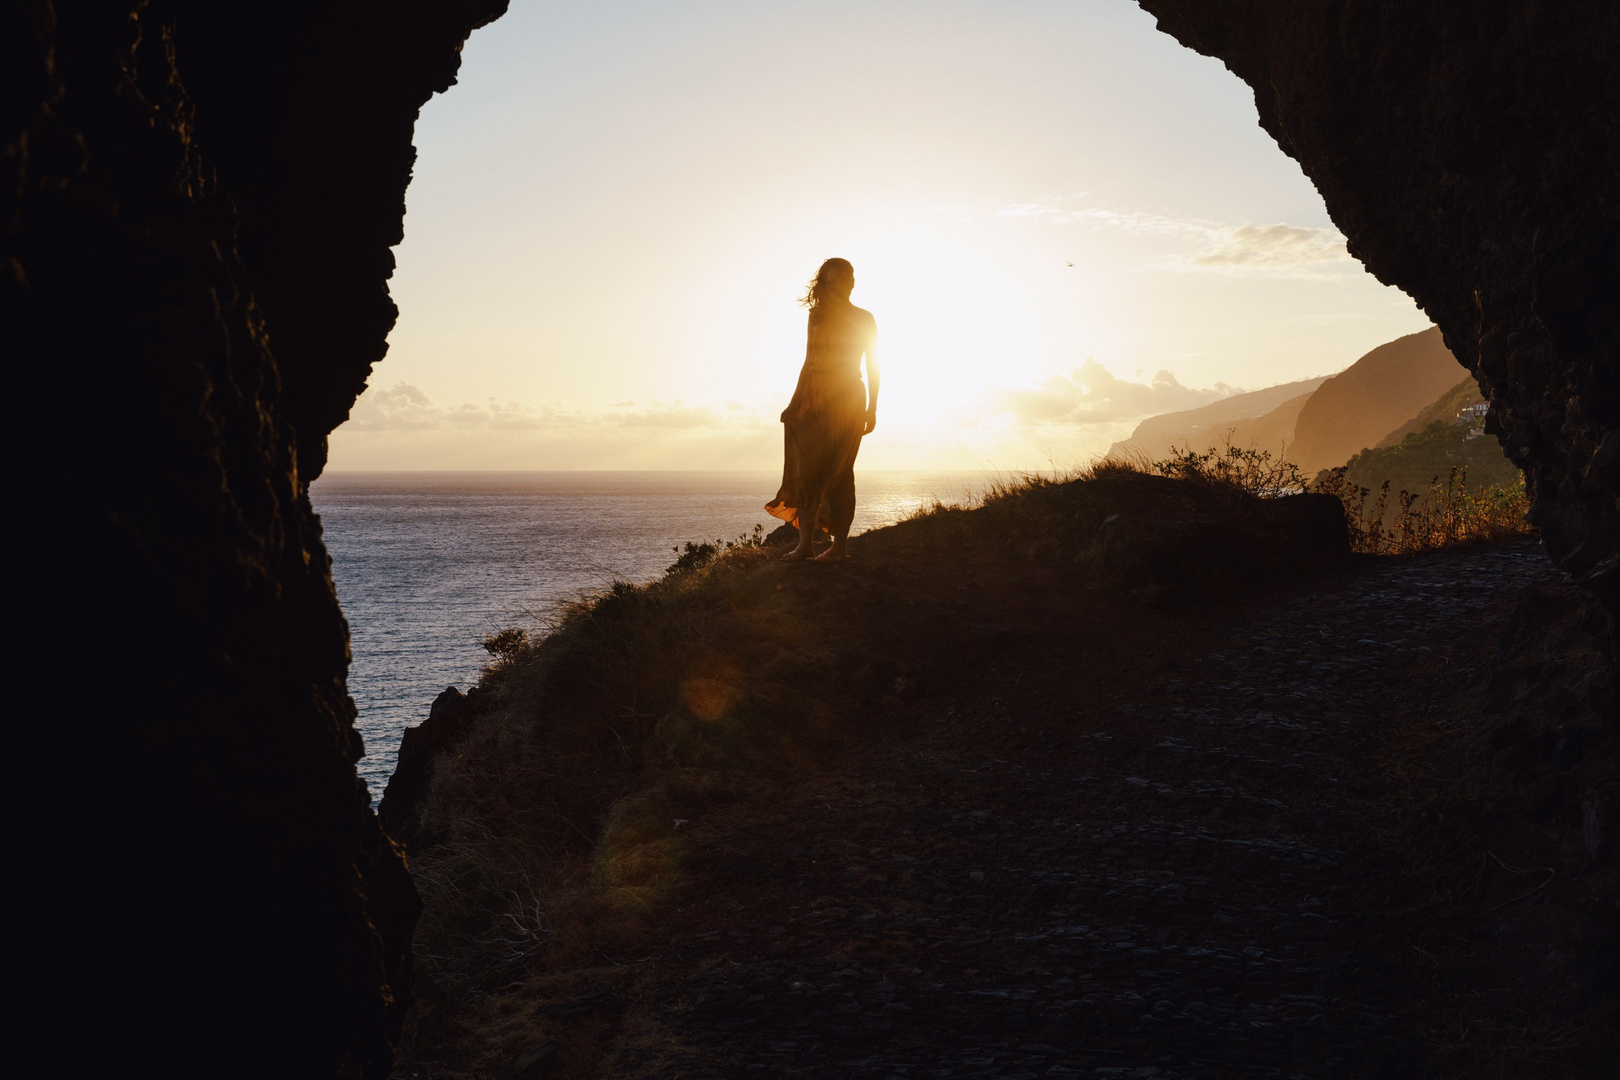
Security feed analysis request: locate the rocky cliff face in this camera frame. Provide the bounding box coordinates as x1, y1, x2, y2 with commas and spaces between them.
4, 2, 504, 1076
1136, 1, 1620, 634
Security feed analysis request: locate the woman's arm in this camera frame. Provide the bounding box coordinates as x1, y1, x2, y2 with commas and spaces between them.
863, 317, 880, 434
781, 312, 817, 421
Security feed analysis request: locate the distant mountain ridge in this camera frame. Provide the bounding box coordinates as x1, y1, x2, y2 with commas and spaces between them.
1110, 327, 1466, 475
1284, 328, 1463, 473
1108, 376, 1330, 463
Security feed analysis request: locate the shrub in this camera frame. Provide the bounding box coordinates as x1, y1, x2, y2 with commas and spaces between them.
667, 522, 765, 574
1150, 442, 1306, 497
1143, 442, 1533, 555
481, 627, 529, 666
1313, 465, 1532, 555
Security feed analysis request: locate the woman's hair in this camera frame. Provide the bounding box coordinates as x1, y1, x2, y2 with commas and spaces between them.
799, 257, 854, 309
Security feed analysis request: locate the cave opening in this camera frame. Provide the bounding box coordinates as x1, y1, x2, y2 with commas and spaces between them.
316, 0, 1443, 803
11, 2, 1613, 1077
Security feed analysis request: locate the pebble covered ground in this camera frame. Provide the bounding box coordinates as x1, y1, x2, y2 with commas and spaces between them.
588, 543, 1553, 1079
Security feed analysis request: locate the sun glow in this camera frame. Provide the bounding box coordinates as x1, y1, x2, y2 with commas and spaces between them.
752, 239, 1044, 429
853, 241, 1041, 427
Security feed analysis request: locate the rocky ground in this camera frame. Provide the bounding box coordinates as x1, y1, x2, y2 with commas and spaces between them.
395, 537, 1615, 1078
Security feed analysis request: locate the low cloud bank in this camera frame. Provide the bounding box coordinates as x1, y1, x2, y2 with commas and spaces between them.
347, 383, 755, 433
335, 369, 1232, 471
985, 360, 1238, 426
997, 201, 1353, 278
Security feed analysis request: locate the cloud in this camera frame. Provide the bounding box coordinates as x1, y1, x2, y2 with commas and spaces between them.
344, 383, 761, 433
997, 199, 1353, 277
986, 359, 1237, 426
605, 403, 740, 429
1178, 223, 1350, 273
345, 382, 442, 430
347, 384, 584, 431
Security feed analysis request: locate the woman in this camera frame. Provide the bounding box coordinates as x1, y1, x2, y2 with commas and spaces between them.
766, 257, 880, 561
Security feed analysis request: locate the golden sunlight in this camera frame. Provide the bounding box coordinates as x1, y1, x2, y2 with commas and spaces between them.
850, 240, 1041, 427
755, 239, 1041, 431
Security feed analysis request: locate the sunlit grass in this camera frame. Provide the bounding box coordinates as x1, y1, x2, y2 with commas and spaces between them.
1313, 465, 1532, 555
1144, 442, 1534, 555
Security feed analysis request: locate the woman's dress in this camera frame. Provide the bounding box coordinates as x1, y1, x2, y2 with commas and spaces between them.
765, 307, 872, 536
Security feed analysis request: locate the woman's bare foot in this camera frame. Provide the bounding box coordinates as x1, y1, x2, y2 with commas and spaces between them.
782, 542, 814, 561
813, 543, 849, 562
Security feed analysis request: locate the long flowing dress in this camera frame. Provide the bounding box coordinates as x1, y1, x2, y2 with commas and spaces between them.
766, 304, 875, 537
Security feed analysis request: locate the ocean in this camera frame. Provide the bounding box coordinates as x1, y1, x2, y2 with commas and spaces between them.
309, 470, 994, 801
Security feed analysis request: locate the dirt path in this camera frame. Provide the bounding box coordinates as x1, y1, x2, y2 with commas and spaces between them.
560, 542, 1552, 1079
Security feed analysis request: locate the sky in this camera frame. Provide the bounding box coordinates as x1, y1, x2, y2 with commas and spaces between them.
327, 0, 1433, 473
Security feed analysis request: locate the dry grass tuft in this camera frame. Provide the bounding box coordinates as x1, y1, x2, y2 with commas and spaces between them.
1143, 442, 1534, 554
1147, 442, 1308, 496
1313, 466, 1533, 554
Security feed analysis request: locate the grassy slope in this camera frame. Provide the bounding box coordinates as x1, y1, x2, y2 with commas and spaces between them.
401, 467, 1344, 1004
391, 461, 1602, 1080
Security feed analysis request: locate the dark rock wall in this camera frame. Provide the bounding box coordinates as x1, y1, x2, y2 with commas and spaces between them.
4, 2, 504, 1076
1136, 1, 1620, 626
379, 685, 488, 853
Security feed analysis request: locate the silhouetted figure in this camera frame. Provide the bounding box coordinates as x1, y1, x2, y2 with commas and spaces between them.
767, 258, 881, 561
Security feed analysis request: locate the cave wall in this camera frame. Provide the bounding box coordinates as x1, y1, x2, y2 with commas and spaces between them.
6, 1, 1613, 1073
3, 2, 505, 1076
1136, 1, 1620, 628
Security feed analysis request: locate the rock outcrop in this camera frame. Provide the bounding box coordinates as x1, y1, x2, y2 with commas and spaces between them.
1081, 474, 1351, 601
5, 2, 505, 1076
379, 686, 488, 852
1136, 1, 1620, 639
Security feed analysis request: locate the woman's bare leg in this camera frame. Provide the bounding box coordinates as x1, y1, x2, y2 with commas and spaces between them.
784, 495, 819, 560
815, 467, 856, 561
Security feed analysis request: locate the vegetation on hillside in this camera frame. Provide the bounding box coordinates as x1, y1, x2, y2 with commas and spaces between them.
1148, 442, 1307, 495
1314, 466, 1531, 556
1375, 374, 1484, 447
1324, 416, 1521, 500
1146, 441, 1532, 555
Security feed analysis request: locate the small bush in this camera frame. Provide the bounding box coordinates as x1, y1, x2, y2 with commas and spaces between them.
481, 627, 529, 666
667, 522, 765, 574
1150, 442, 1306, 497
667, 541, 720, 574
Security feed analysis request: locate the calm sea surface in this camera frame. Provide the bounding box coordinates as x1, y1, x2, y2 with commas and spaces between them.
310, 470, 994, 800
